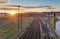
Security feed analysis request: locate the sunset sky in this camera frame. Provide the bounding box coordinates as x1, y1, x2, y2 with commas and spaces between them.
0, 0, 60, 8
0, 0, 60, 13
9, 0, 60, 8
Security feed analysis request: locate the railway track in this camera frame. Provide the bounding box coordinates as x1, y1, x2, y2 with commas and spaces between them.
19, 17, 56, 39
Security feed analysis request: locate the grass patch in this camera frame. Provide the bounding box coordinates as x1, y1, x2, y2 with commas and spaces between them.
0, 17, 33, 39
19, 17, 33, 29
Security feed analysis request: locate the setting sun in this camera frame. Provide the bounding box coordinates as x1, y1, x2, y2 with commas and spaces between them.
9, 11, 16, 15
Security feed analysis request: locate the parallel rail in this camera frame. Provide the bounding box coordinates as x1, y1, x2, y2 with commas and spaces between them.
19, 17, 57, 39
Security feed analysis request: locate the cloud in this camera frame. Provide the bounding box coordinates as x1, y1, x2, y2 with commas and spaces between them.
0, 6, 60, 13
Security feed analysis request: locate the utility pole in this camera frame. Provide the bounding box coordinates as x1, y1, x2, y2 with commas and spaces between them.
18, 6, 22, 38
51, 8, 55, 29
17, 6, 20, 38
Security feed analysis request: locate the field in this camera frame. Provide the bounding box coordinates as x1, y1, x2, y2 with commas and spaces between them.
0, 16, 33, 39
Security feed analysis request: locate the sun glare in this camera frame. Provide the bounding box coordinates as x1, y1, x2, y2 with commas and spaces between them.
9, 11, 16, 15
